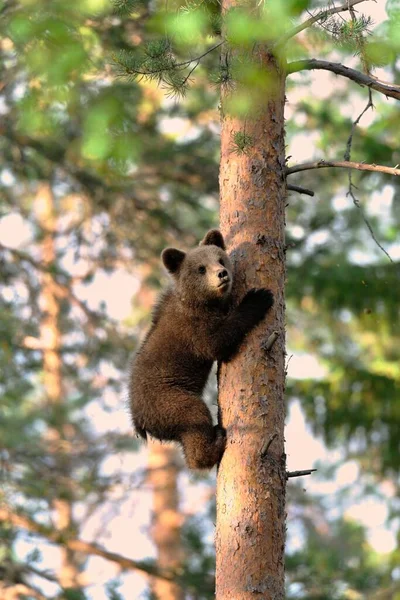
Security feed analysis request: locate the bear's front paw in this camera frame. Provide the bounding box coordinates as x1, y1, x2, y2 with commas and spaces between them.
240, 288, 274, 323
213, 425, 226, 463
213, 424, 226, 439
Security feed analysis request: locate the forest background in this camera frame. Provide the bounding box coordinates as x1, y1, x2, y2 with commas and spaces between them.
0, 0, 399, 598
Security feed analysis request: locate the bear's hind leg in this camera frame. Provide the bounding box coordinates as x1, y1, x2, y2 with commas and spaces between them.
157, 391, 226, 469
181, 423, 226, 469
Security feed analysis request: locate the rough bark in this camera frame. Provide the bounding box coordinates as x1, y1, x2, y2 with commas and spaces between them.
35, 183, 80, 590
215, 34, 287, 600
148, 442, 184, 600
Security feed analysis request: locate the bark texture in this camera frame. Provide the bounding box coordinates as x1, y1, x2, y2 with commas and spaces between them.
215, 40, 287, 600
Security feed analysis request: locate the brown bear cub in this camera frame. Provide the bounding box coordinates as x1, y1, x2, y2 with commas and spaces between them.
129, 230, 274, 469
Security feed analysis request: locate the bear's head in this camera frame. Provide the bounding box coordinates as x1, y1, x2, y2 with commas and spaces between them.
161, 230, 233, 305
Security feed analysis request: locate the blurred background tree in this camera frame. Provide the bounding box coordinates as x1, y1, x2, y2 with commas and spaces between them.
0, 0, 399, 598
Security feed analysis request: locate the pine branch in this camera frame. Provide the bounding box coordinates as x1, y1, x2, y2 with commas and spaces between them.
286, 59, 400, 101
342, 91, 392, 262
22, 564, 59, 583
112, 0, 143, 15
347, 181, 393, 262
0, 507, 179, 585
343, 5, 371, 73
276, 0, 370, 46
0, 124, 122, 204
174, 41, 224, 69
1, 125, 194, 235
113, 41, 224, 96
286, 160, 400, 177
344, 90, 374, 163
0, 243, 105, 326
260, 432, 278, 457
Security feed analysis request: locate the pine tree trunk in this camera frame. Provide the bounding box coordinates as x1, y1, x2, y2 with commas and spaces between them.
148, 442, 184, 600
35, 183, 80, 590
215, 37, 287, 600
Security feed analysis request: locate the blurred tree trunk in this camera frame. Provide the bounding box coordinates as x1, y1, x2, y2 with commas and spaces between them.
148, 442, 184, 600
137, 268, 184, 600
215, 24, 287, 600
35, 183, 80, 590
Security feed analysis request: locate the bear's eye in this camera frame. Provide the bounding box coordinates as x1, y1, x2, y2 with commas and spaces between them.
198, 265, 206, 274
219, 259, 225, 267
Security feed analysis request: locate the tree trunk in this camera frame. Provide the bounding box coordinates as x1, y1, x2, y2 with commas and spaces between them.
137, 268, 184, 600
148, 442, 184, 600
35, 183, 80, 590
215, 36, 287, 600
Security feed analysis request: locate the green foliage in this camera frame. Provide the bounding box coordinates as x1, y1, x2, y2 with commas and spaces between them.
294, 369, 399, 472
285, 64, 400, 477
105, 579, 124, 600
383, 0, 400, 50
210, 62, 233, 88
112, 0, 146, 15
62, 589, 87, 600
113, 41, 194, 97
288, 260, 400, 321
287, 256, 400, 474
0, 2, 219, 598
287, 512, 392, 599
230, 130, 253, 154
173, 0, 222, 39
113, 39, 173, 81
179, 512, 216, 598
7, 7, 91, 85
364, 38, 397, 66
324, 14, 373, 44
167, 7, 210, 46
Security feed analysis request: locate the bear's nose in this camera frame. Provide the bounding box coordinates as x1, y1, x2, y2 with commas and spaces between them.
218, 269, 228, 280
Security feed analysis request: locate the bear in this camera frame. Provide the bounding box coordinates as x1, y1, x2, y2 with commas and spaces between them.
129, 229, 274, 469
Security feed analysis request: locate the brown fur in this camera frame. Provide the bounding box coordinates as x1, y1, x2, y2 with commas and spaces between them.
129, 230, 274, 469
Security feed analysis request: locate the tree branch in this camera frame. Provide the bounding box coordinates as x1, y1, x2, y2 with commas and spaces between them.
286, 469, 317, 479
276, 0, 370, 46
0, 242, 106, 326
287, 184, 315, 196
342, 91, 393, 262
286, 59, 400, 101
262, 331, 280, 352
0, 583, 46, 600
22, 564, 59, 584
260, 432, 278, 457
286, 160, 400, 177
114, 41, 224, 77
0, 507, 176, 585
344, 90, 374, 163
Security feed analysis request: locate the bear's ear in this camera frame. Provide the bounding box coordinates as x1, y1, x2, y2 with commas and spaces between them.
161, 248, 186, 275
200, 229, 226, 250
